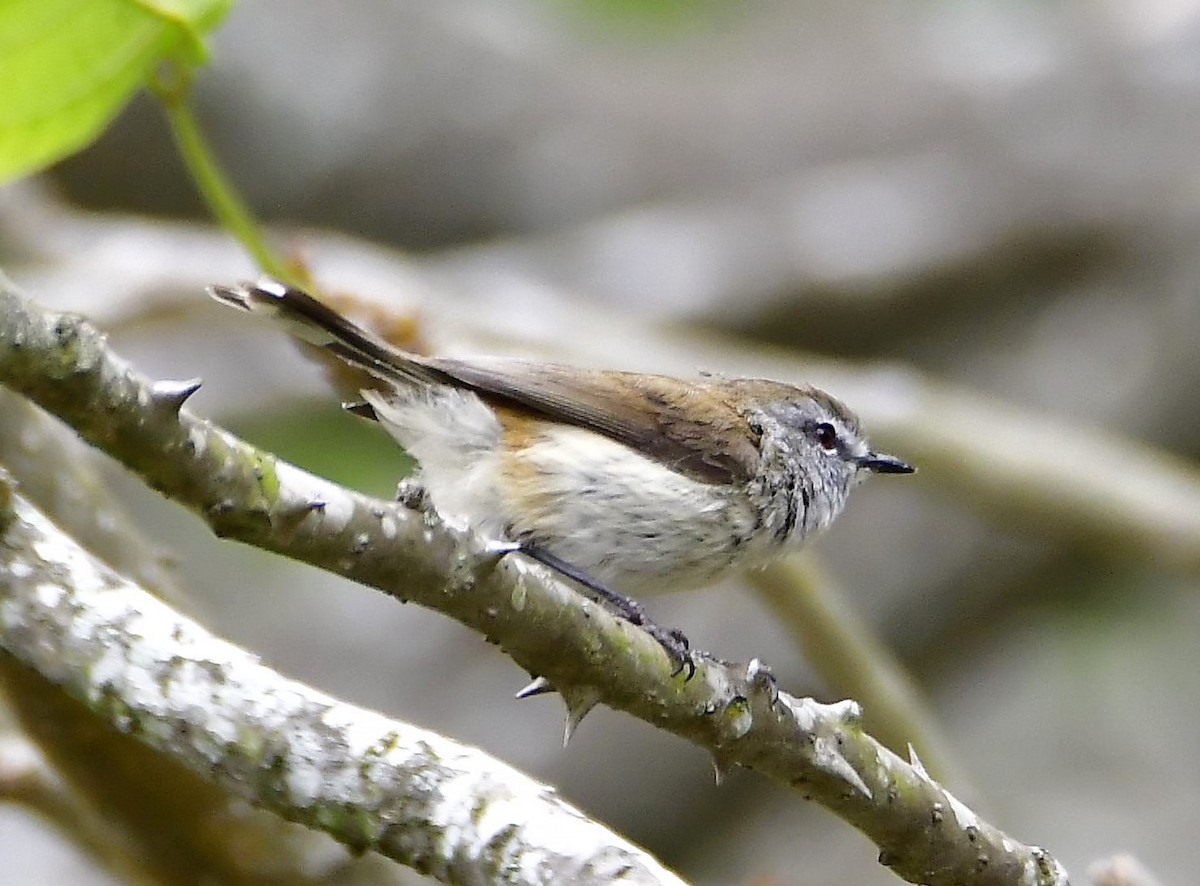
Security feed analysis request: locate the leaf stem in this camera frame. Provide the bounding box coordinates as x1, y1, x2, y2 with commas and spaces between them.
151, 63, 293, 282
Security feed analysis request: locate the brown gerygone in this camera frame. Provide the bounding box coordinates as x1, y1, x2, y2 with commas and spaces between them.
210, 278, 913, 667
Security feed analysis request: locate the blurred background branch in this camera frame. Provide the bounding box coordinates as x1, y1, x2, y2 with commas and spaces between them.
746, 556, 965, 790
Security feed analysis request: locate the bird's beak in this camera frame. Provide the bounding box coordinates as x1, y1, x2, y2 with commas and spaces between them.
857, 452, 915, 474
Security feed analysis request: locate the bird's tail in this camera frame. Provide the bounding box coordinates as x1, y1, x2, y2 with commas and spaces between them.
208, 278, 450, 389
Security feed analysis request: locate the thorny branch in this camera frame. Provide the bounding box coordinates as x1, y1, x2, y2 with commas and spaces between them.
0, 391, 407, 886
0, 277, 1070, 884
0, 491, 685, 886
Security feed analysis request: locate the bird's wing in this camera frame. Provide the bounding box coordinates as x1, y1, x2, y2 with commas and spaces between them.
429, 356, 763, 486
210, 279, 764, 486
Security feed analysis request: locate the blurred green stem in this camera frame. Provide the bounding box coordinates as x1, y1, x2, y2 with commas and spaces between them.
747, 555, 969, 794
151, 63, 292, 282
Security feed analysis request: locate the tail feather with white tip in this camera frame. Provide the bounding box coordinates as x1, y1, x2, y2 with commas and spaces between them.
208, 278, 451, 389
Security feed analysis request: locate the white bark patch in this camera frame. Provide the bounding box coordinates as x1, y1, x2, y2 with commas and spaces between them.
0, 497, 685, 886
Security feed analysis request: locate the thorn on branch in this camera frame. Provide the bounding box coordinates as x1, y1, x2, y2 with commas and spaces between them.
148, 378, 203, 414
560, 686, 600, 747
515, 676, 556, 700
908, 743, 930, 780
290, 498, 328, 517
710, 752, 736, 786
273, 498, 327, 535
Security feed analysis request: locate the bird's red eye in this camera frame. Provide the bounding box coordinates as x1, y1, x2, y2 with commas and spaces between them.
815, 422, 838, 451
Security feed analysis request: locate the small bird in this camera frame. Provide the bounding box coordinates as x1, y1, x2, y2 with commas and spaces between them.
210, 279, 913, 669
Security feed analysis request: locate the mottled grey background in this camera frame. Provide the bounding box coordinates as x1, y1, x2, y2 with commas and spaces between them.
3, 1, 1200, 883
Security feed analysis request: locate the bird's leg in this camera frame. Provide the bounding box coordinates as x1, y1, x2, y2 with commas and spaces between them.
516, 544, 696, 679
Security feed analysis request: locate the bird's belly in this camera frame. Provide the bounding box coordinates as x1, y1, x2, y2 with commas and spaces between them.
498, 426, 764, 595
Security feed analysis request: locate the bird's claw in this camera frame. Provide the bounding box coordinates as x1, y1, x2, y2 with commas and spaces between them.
646, 623, 696, 680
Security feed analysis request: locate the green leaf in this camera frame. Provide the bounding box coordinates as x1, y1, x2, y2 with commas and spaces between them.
0, 0, 232, 184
